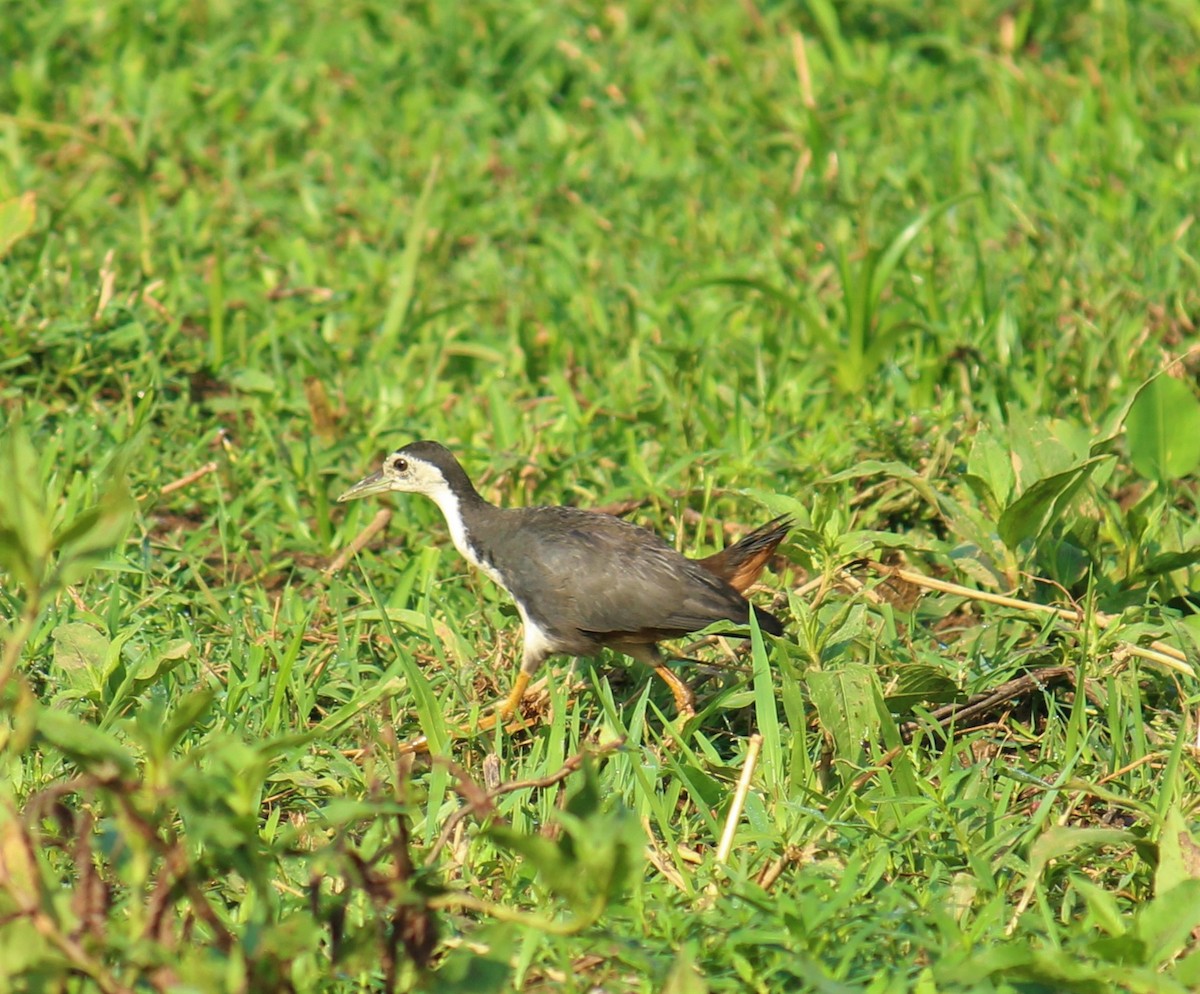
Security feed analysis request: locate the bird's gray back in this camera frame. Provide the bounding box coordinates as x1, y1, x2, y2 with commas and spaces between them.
476, 505, 753, 646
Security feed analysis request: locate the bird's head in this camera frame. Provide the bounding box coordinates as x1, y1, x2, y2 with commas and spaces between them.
338, 440, 469, 503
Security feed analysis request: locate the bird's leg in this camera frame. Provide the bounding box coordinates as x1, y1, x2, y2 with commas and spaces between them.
497, 670, 532, 719
397, 647, 547, 754
395, 673, 536, 756
652, 662, 696, 720
445, 667, 536, 739
498, 640, 548, 719
628, 644, 696, 721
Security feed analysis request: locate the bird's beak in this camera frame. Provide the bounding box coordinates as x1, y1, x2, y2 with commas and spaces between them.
337, 469, 390, 503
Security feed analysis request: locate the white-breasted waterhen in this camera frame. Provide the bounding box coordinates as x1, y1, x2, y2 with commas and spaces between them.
338, 440, 789, 725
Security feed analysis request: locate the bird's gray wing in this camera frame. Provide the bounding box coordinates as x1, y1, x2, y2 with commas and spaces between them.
495, 508, 750, 638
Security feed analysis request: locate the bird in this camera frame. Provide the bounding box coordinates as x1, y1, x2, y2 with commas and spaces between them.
338, 440, 789, 724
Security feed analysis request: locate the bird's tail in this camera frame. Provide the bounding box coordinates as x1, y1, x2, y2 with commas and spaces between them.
751, 604, 784, 637
697, 514, 792, 594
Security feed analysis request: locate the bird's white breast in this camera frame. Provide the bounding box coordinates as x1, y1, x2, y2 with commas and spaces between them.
430, 485, 511, 592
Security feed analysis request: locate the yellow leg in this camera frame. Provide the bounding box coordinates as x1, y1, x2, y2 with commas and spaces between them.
397, 670, 535, 755
653, 663, 697, 720
498, 670, 532, 719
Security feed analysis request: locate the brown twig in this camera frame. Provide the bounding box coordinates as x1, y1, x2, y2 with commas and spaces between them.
425, 740, 625, 864
848, 745, 906, 792
715, 734, 763, 867
898, 665, 1075, 743
156, 462, 219, 497
325, 508, 392, 576
865, 562, 1195, 678
267, 284, 334, 301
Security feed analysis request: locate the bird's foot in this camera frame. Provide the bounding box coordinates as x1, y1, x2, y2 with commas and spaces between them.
394, 672, 544, 755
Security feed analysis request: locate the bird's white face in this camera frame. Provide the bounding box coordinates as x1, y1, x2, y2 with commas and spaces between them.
338, 446, 477, 567
337, 451, 448, 502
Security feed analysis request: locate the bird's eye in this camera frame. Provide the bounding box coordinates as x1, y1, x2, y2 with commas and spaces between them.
392, 457, 408, 473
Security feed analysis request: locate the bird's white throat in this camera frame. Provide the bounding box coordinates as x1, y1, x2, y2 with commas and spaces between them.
427, 483, 509, 590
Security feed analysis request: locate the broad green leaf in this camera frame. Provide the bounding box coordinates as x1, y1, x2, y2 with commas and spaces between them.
316, 799, 409, 829
1006, 409, 1080, 490
52, 475, 136, 588
50, 622, 109, 694
227, 369, 277, 394
1133, 878, 1200, 968
1178, 950, 1200, 989
936, 943, 1036, 983
825, 459, 1016, 585
1155, 805, 1200, 897
1027, 825, 1139, 883
737, 488, 813, 528
807, 664, 879, 762
486, 823, 586, 907
883, 664, 961, 713
820, 602, 870, 662
998, 455, 1111, 550
36, 708, 136, 776
1141, 550, 1200, 576
51, 622, 109, 675
1126, 376, 1200, 481
0, 917, 62, 980
131, 638, 193, 682
965, 427, 1015, 508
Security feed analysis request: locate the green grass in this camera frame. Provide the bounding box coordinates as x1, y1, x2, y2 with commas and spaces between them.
3, 0, 1200, 990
